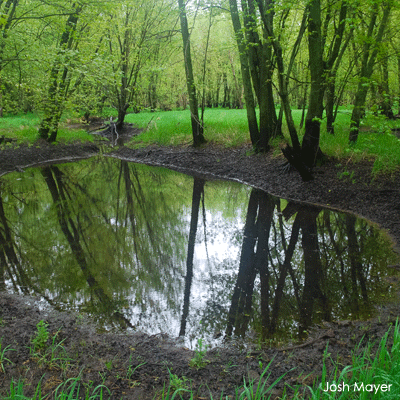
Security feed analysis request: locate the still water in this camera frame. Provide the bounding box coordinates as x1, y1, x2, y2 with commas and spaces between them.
0, 156, 399, 348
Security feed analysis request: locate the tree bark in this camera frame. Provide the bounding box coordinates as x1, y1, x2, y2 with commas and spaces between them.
349, 3, 391, 143
301, 0, 324, 169
38, 4, 82, 142
178, 0, 206, 147
229, 0, 260, 149
379, 48, 394, 119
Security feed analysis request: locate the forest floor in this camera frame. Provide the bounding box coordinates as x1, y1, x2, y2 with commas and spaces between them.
1, 131, 400, 399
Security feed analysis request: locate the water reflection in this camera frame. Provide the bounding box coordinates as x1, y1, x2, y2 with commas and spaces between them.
0, 157, 398, 348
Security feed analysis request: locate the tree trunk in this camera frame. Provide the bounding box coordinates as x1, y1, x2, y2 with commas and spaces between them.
398, 55, 400, 115
282, 1, 349, 178
229, 0, 260, 149
349, 3, 391, 143
301, 0, 324, 168
178, 0, 206, 147
269, 7, 308, 152
244, 0, 278, 150
380, 50, 394, 119
38, 5, 81, 142
326, 80, 336, 134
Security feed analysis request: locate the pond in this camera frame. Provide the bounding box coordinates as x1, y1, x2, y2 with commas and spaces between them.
0, 156, 399, 349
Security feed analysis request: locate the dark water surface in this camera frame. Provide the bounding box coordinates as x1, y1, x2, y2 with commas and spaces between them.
1, 156, 399, 348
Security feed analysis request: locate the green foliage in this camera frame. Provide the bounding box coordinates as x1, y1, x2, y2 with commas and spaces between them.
312, 111, 400, 176
298, 320, 400, 399
0, 338, 15, 373
30, 322, 71, 370
159, 371, 191, 400
238, 360, 292, 400
167, 369, 190, 392
3, 379, 42, 400
189, 338, 209, 369
3, 378, 110, 400
30, 320, 49, 353
0, 113, 93, 144
126, 356, 147, 380
127, 108, 251, 147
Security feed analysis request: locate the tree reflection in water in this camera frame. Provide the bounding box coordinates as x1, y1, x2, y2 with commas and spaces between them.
0, 158, 398, 347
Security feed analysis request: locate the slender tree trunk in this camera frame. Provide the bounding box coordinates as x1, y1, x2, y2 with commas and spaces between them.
244, 0, 278, 149
229, 0, 260, 149
349, 3, 391, 143
0, 0, 19, 117
380, 50, 394, 119
38, 5, 82, 142
398, 55, 400, 115
270, 8, 308, 152
178, 0, 206, 147
326, 80, 336, 134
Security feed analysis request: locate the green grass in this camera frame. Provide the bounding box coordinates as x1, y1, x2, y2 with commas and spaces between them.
318, 111, 400, 176
3, 378, 110, 400
3, 107, 400, 175
126, 107, 400, 174
297, 320, 400, 399
0, 112, 93, 143
125, 108, 250, 147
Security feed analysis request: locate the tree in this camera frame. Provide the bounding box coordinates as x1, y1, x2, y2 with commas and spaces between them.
0, 0, 19, 116
283, 0, 351, 180
178, 0, 206, 147
263, 3, 308, 153
107, 0, 176, 129
38, 2, 83, 142
228, 0, 278, 152
349, 1, 392, 143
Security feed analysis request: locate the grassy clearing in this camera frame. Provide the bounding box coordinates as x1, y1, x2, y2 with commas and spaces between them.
126, 108, 251, 147
0, 112, 93, 144
2, 108, 400, 174
2, 321, 400, 399
126, 108, 400, 175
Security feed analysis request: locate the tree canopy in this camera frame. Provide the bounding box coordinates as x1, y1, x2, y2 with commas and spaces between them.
0, 0, 399, 169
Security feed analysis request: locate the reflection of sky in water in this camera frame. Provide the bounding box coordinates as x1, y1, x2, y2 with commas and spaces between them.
125, 209, 245, 349
1, 157, 399, 349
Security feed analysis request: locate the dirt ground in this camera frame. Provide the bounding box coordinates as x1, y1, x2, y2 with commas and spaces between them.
1, 135, 400, 399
